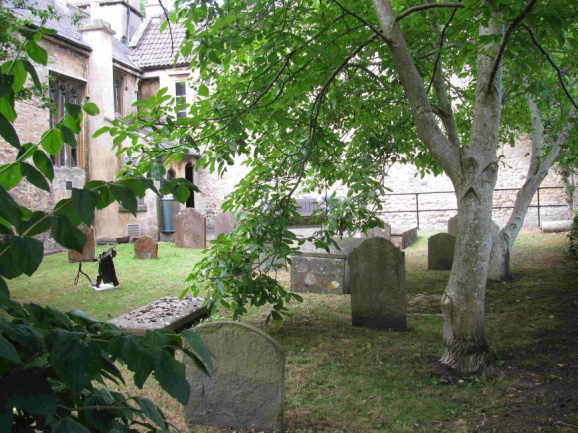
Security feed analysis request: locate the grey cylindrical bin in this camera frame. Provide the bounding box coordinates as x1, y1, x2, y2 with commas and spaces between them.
160, 195, 180, 233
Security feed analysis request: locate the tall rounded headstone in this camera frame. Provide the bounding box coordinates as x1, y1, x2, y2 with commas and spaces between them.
349, 237, 407, 331
175, 208, 206, 248
214, 211, 237, 238
184, 321, 285, 433
428, 233, 456, 270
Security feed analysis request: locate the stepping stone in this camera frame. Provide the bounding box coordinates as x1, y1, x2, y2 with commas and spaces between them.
108, 296, 209, 335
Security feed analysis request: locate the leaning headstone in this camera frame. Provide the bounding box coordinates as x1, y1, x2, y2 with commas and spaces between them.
489, 221, 510, 281
214, 211, 237, 238
133, 235, 158, 259
68, 224, 95, 262
184, 321, 285, 433
175, 208, 206, 249
349, 238, 407, 331
428, 233, 456, 270
448, 214, 459, 236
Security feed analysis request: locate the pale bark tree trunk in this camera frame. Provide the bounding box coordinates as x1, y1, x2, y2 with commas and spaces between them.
372, 0, 504, 372
493, 99, 575, 278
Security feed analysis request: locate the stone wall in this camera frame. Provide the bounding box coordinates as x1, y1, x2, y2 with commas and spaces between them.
0, 37, 90, 252
190, 136, 570, 231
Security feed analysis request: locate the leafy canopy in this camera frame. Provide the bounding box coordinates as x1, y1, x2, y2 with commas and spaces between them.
0, 5, 211, 432
110, 0, 577, 321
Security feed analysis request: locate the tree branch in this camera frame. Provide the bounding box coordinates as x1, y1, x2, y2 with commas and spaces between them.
487, 0, 538, 93
329, 0, 391, 44
396, 2, 465, 21
521, 24, 578, 111
372, 0, 460, 180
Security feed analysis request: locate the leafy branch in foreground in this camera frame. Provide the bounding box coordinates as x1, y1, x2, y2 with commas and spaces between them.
0, 6, 211, 432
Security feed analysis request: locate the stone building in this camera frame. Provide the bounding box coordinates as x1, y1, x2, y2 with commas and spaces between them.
1, 0, 572, 252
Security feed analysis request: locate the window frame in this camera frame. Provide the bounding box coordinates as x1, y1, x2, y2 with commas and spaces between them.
49, 73, 84, 168
113, 69, 126, 116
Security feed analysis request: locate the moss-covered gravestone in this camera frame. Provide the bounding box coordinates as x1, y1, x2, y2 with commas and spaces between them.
349, 237, 407, 331
428, 233, 456, 270
184, 321, 285, 432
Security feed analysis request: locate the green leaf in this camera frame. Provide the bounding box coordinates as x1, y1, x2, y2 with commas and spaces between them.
64, 103, 82, 133
1, 61, 26, 93
52, 417, 92, 433
134, 397, 167, 430
10, 236, 43, 276
0, 112, 20, 148
50, 215, 86, 252
174, 184, 191, 203
0, 92, 16, 123
65, 102, 82, 120
17, 27, 37, 41
20, 162, 50, 192
72, 188, 98, 226
0, 366, 57, 414
0, 334, 21, 364
110, 183, 137, 215
95, 185, 114, 210
180, 329, 213, 374
198, 83, 210, 97
0, 73, 14, 98
49, 330, 103, 394
83, 101, 100, 116
21, 60, 42, 91
150, 162, 166, 180
0, 163, 22, 190
33, 150, 54, 181
154, 351, 189, 405
18, 211, 51, 236
92, 126, 111, 138
108, 334, 156, 388
0, 185, 21, 225
24, 41, 48, 65
41, 128, 64, 155
60, 124, 78, 147
52, 198, 83, 227
208, 50, 222, 64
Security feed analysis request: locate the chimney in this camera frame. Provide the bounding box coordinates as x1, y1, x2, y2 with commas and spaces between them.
145, 0, 174, 18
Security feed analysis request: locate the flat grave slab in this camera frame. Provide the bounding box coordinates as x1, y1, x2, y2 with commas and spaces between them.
109, 296, 209, 335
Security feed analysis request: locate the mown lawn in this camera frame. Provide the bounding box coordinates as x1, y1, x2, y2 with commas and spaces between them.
7, 230, 578, 432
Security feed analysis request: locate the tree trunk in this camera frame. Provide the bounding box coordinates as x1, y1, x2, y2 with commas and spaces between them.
495, 98, 573, 276
372, 0, 503, 372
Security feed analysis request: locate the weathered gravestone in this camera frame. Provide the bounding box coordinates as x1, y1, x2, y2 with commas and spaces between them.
68, 224, 96, 262
358, 221, 392, 240
428, 233, 456, 270
184, 321, 285, 433
133, 235, 158, 259
349, 238, 407, 331
175, 208, 206, 249
447, 214, 459, 236
290, 237, 366, 294
214, 211, 237, 238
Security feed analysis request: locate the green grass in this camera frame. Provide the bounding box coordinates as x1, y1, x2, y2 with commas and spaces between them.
7, 230, 578, 432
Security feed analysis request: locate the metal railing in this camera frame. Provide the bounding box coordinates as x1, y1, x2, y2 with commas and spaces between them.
381, 186, 567, 229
